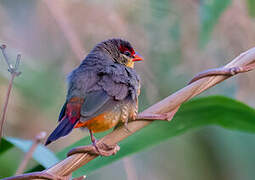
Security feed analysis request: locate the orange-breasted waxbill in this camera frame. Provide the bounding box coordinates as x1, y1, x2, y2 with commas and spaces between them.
45, 39, 142, 152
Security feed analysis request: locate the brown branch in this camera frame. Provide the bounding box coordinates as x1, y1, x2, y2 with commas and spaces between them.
15, 132, 47, 175
0, 45, 21, 143
5, 47, 255, 179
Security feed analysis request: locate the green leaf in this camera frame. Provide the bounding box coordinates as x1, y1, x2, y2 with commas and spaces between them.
199, 0, 232, 47
1, 137, 59, 168
246, 0, 255, 17
0, 138, 13, 155
57, 96, 255, 177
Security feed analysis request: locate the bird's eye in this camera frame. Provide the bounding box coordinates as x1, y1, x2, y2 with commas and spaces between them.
124, 51, 131, 57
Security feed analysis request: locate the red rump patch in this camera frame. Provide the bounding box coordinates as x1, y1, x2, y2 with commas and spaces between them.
66, 103, 81, 124
64, 98, 84, 124
119, 44, 135, 56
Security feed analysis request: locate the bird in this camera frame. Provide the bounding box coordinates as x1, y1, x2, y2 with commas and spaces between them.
45, 38, 142, 155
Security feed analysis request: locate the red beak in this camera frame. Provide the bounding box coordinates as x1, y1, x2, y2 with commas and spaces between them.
132, 53, 143, 62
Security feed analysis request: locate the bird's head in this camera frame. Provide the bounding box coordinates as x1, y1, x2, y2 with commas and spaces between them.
96, 38, 143, 68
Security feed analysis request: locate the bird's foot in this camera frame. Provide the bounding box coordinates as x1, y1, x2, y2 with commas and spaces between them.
95, 143, 120, 156
123, 121, 133, 134
67, 142, 120, 157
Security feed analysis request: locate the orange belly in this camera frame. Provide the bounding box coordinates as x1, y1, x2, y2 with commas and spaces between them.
75, 111, 121, 133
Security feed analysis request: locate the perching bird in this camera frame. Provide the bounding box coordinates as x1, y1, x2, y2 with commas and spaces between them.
45, 38, 142, 154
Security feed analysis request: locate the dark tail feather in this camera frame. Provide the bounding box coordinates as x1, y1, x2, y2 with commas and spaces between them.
45, 116, 76, 145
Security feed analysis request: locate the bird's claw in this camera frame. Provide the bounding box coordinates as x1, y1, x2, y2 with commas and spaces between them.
123, 122, 133, 134
95, 143, 120, 156
67, 143, 120, 157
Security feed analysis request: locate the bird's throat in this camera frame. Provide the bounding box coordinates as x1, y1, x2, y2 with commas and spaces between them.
126, 61, 134, 68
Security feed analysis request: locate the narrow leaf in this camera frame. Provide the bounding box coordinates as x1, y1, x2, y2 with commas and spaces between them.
0, 138, 13, 155
1, 137, 59, 168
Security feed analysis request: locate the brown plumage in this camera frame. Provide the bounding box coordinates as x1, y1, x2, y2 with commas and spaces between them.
45, 38, 142, 153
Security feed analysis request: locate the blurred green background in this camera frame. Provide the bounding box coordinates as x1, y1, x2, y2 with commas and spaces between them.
1, 0, 255, 179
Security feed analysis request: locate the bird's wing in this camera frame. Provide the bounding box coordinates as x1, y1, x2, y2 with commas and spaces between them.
80, 89, 122, 122
98, 74, 129, 100
75, 63, 138, 122
80, 70, 130, 121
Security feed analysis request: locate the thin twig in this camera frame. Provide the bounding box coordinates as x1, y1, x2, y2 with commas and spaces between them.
0, 73, 15, 142
15, 132, 47, 175
188, 65, 254, 84
0, 45, 21, 143
5, 47, 255, 180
